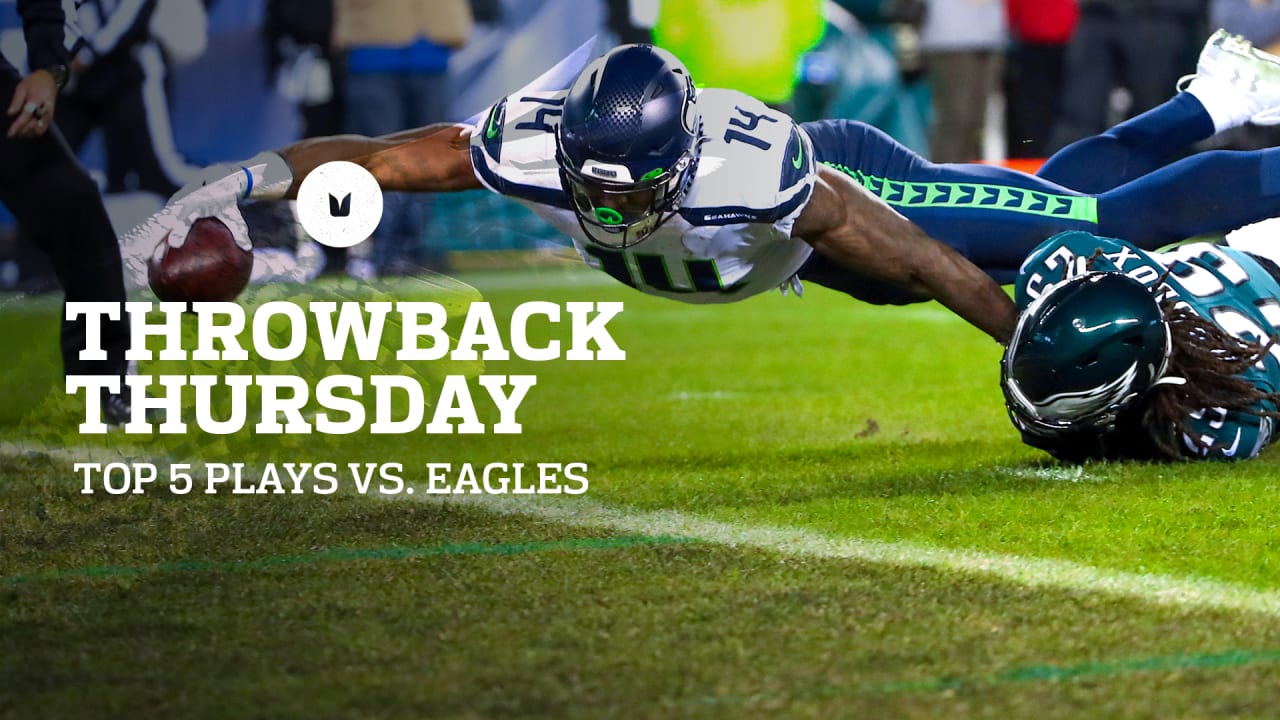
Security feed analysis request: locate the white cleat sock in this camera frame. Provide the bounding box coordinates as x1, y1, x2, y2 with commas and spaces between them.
1185, 77, 1252, 133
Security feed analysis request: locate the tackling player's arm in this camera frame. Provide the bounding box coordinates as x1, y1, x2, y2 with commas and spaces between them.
791, 165, 1017, 344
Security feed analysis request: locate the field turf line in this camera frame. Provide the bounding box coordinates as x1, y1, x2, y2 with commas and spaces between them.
12, 441, 1280, 701
413, 492, 1280, 619
10, 439, 1280, 618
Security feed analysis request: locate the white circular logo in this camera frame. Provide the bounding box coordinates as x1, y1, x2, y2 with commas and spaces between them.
295, 161, 383, 248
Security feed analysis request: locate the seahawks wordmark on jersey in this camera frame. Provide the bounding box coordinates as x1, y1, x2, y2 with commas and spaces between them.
1018, 232, 1280, 460
469, 88, 816, 304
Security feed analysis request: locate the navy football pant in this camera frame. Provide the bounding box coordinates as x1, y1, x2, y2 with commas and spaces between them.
800, 93, 1280, 303
0, 64, 130, 378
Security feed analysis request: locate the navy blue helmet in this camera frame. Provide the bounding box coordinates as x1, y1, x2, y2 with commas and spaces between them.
556, 44, 703, 248
1002, 272, 1172, 439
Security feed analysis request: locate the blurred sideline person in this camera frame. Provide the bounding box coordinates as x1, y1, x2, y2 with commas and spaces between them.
19, 0, 206, 292
266, 0, 343, 139
1048, 0, 1205, 153
332, 0, 473, 278
919, 0, 1007, 162
1, 0, 131, 421
1002, 230, 1280, 462
57, 0, 204, 197
604, 0, 654, 45
1004, 0, 1079, 158
794, 0, 931, 153
1213, 0, 1280, 51
135, 33, 1280, 346
265, 0, 347, 275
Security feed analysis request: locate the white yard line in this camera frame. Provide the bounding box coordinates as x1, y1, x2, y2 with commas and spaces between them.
7, 440, 1280, 617
407, 492, 1280, 617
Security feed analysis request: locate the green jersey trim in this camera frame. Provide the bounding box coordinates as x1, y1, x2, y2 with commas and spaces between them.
822, 162, 1099, 223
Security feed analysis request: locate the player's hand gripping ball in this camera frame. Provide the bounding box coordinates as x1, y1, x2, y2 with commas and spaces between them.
148, 217, 253, 302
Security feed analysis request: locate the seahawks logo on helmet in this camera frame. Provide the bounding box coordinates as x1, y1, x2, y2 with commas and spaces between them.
680, 84, 699, 136
1002, 271, 1172, 437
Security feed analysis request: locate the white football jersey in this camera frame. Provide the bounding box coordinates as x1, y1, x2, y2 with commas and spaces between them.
468, 87, 817, 303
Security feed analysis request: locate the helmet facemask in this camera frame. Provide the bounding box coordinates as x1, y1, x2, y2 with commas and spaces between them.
559, 149, 697, 249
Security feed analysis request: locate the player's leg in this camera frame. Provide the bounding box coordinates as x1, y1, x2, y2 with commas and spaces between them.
401, 69, 451, 272
101, 47, 200, 196
1043, 8, 1117, 154
1095, 146, 1280, 249
17, 94, 96, 294
345, 72, 411, 275
101, 78, 185, 196
1036, 94, 1213, 194
1038, 30, 1280, 193
802, 118, 1095, 290
1121, 13, 1196, 122
0, 119, 130, 381
52, 91, 95, 153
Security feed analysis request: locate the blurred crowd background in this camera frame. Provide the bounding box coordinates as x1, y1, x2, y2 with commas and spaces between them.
1, 0, 1277, 291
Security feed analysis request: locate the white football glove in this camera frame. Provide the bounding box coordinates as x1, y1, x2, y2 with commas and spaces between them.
125, 152, 294, 253
165, 170, 253, 250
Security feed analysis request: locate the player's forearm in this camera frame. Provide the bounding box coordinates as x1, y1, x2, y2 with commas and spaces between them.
814, 219, 1017, 344
359, 124, 481, 193
916, 245, 1017, 345
278, 124, 479, 196
803, 173, 1017, 343
881, 215, 1016, 343
276, 135, 394, 198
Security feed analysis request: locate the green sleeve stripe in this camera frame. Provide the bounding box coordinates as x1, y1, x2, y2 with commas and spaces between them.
822, 162, 1099, 223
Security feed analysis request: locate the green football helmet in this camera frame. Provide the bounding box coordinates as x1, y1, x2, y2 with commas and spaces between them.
1002, 272, 1172, 439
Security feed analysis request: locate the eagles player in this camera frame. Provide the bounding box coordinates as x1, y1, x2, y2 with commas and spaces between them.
1004, 231, 1280, 462
137, 33, 1280, 345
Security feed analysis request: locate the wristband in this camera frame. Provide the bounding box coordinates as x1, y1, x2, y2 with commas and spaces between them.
241, 152, 295, 200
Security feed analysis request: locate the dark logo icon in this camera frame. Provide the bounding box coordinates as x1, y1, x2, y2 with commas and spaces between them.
329, 192, 352, 217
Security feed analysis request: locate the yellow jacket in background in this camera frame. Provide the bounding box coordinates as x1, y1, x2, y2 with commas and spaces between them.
654, 0, 825, 105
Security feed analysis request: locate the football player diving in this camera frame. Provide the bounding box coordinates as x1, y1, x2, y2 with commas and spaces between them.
134, 31, 1280, 346
1004, 230, 1280, 462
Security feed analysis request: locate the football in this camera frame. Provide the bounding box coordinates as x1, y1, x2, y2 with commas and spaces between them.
147, 217, 253, 302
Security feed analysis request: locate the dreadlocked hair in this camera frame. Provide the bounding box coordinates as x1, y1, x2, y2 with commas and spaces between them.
1077, 249, 1280, 460
1142, 284, 1280, 459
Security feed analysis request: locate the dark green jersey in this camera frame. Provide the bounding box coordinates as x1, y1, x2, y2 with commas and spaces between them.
1016, 231, 1280, 460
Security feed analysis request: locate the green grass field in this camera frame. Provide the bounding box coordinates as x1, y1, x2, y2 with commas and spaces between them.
5, 268, 1280, 719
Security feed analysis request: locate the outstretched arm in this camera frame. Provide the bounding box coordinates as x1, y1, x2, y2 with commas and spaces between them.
279, 122, 484, 196
792, 165, 1017, 344
135, 122, 485, 249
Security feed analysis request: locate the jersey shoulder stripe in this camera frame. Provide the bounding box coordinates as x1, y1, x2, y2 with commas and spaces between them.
469, 91, 573, 210
478, 97, 507, 162
779, 122, 814, 192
